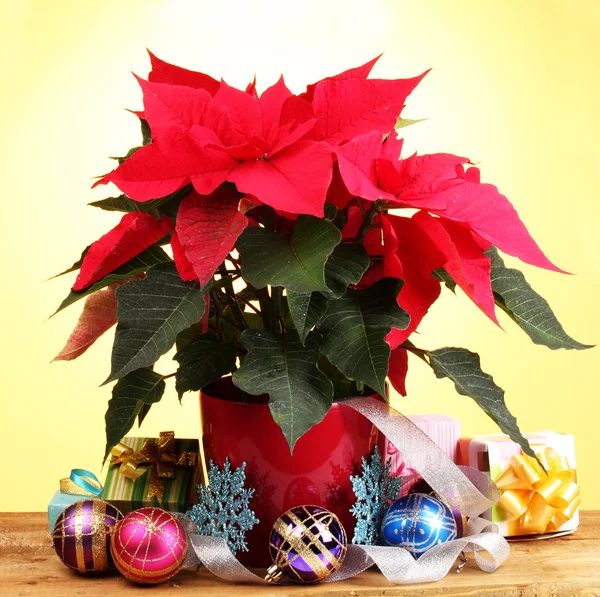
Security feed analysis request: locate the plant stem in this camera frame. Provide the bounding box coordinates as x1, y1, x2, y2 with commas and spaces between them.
217, 265, 248, 331
401, 340, 430, 363
353, 198, 378, 242
236, 293, 261, 315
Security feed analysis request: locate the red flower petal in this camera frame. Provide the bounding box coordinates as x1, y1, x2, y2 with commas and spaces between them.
388, 347, 408, 396
135, 76, 234, 144
148, 50, 220, 95
259, 75, 292, 139
175, 189, 248, 287
213, 80, 262, 144
280, 95, 315, 127
73, 212, 173, 291
227, 140, 333, 217
413, 212, 498, 324
135, 76, 213, 140
326, 162, 354, 210
171, 230, 197, 282
246, 75, 258, 98
380, 214, 404, 278
267, 119, 317, 157
384, 214, 444, 347
334, 131, 396, 201
311, 73, 428, 144
300, 55, 382, 102
386, 153, 565, 273
341, 204, 364, 239
53, 284, 119, 361
94, 126, 234, 201
381, 133, 403, 162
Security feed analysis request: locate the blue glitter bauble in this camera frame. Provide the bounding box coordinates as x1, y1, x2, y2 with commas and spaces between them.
268, 505, 347, 584
380, 493, 457, 557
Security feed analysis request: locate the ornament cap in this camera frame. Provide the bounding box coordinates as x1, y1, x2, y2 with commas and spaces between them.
265, 564, 284, 583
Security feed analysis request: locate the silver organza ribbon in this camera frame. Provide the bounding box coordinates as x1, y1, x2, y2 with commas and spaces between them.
182, 396, 510, 585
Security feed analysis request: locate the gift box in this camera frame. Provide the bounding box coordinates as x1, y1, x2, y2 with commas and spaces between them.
458, 432, 581, 537
47, 469, 104, 532
101, 432, 201, 514
380, 414, 461, 494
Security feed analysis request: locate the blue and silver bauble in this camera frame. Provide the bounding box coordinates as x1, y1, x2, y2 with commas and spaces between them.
380, 493, 457, 558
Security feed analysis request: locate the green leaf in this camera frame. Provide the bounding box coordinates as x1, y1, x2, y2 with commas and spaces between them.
318, 356, 366, 399
394, 116, 427, 130
106, 262, 206, 383
433, 267, 457, 293
89, 185, 193, 217
140, 118, 152, 146
104, 368, 165, 460
488, 247, 592, 350
324, 203, 338, 221
324, 242, 370, 298
137, 403, 152, 427
236, 215, 341, 293
318, 278, 410, 396
287, 291, 329, 344
88, 195, 156, 214
428, 347, 534, 458
174, 333, 236, 398
52, 245, 171, 316
233, 329, 333, 451
49, 246, 91, 280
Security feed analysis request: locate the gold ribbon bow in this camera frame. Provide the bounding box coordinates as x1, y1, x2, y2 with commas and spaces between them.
109, 431, 198, 502
495, 446, 581, 534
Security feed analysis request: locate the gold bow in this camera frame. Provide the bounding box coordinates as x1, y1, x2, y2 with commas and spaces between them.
109, 431, 198, 502
495, 447, 580, 535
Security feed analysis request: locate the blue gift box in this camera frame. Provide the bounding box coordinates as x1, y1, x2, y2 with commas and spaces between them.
47, 490, 89, 533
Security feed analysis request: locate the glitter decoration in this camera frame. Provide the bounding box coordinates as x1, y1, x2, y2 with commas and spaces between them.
380, 493, 458, 558
410, 477, 467, 538
52, 498, 122, 574
186, 458, 258, 554
110, 507, 188, 584
266, 505, 347, 584
350, 445, 402, 545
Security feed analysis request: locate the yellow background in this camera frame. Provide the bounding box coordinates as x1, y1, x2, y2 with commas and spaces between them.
0, 0, 598, 512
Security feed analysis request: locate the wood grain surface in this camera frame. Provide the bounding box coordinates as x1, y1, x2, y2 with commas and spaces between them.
1, 511, 599, 596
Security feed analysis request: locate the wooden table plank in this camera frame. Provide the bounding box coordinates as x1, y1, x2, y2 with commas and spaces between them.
1, 511, 599, 596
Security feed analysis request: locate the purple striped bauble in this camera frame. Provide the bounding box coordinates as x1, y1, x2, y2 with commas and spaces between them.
52, 499, 123, 574
267, 505, 347, 584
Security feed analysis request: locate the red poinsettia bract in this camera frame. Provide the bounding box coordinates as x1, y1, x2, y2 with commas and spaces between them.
77, 53, 564, 396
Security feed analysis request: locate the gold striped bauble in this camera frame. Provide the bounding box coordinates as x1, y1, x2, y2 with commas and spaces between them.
266, 505, 347, 584
52, 499, 123, 574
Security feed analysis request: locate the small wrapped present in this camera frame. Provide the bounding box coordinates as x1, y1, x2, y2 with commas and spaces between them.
458, 432, 580, 537
48, 469, 103, 532
380, 414, 461, 494
101, 431, 200, 514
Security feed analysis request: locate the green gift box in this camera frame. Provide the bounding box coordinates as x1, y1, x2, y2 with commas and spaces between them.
101, 434, 200, 514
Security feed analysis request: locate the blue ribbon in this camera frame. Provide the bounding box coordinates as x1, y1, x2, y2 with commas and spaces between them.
68, 469, 103, 496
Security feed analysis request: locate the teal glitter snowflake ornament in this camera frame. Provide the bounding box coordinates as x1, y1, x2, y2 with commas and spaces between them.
349, 445, 402, 545
186, 458, 259, 554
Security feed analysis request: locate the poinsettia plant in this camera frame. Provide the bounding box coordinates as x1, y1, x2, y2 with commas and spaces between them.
52, 52, 591, 458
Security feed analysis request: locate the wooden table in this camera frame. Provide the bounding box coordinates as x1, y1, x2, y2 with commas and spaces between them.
1, 511, 599, 596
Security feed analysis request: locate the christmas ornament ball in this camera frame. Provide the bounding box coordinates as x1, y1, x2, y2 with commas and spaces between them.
110, 507, 187, 584
267, 505, 347, 584
381, 493, 458, 557
410, 478, 467, 538
52, 499, 122, 574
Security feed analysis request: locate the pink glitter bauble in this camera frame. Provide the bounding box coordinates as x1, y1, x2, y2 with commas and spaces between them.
110, 507, 187, 584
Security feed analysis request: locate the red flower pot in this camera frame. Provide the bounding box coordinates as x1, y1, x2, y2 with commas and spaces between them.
200, 377, 378, 566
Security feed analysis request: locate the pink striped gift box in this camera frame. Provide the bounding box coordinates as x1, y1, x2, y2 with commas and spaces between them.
380, 414, 461, 495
